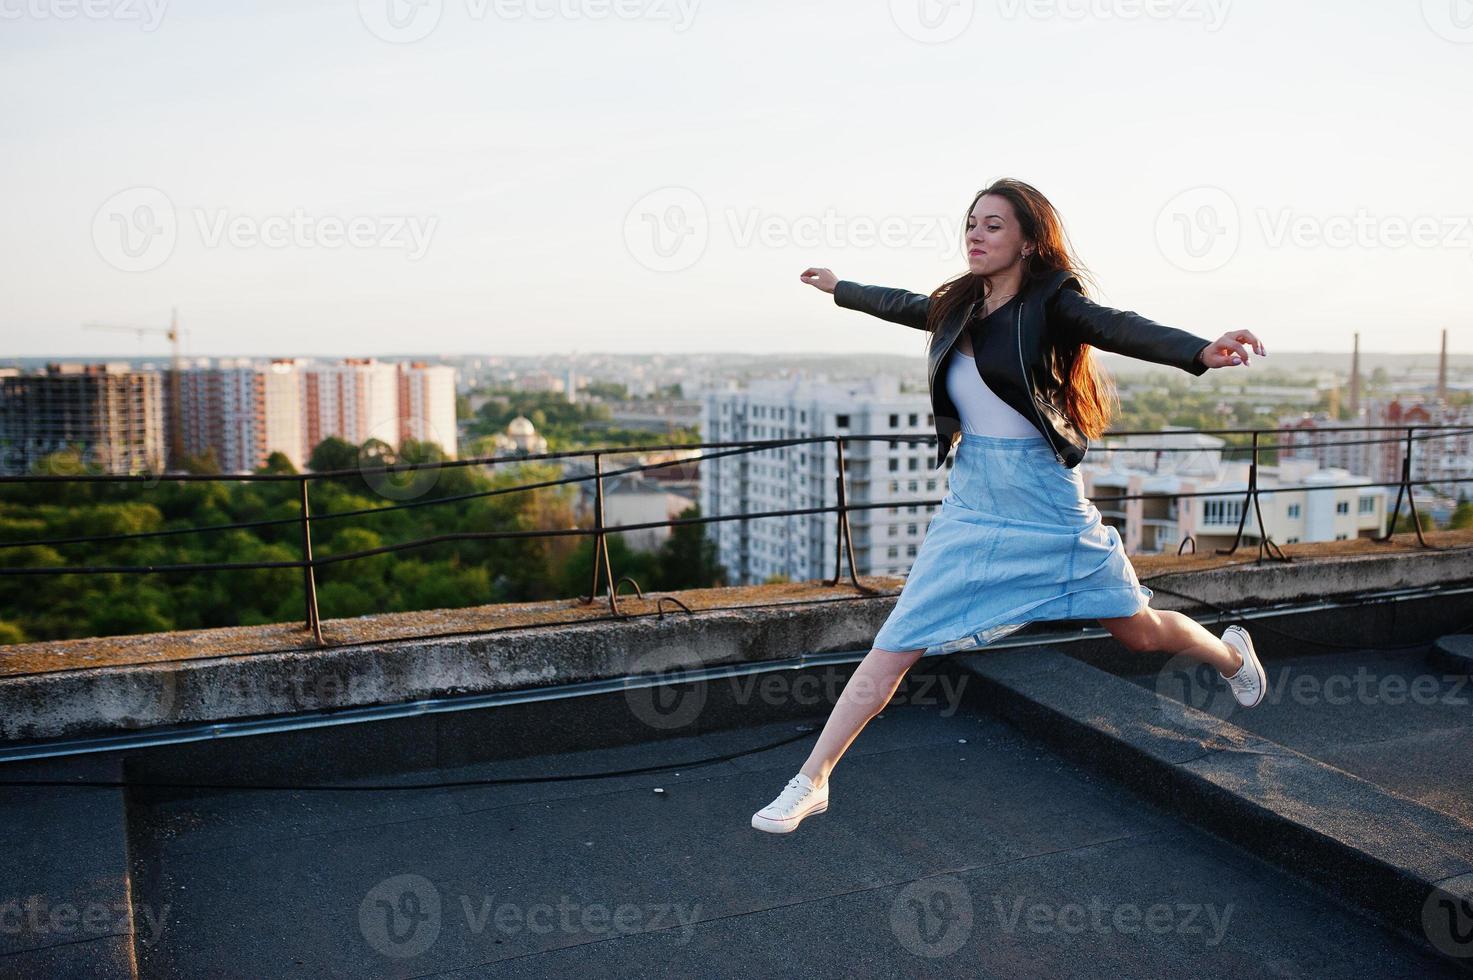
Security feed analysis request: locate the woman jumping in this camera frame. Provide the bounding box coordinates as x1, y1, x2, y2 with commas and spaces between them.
752, 178, 1269, 834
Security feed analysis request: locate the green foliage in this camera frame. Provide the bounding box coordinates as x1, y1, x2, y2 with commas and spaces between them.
0, 440, 584, 645
1392, 507, 1437, 533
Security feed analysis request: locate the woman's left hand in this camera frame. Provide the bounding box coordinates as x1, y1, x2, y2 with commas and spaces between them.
1198, 331, 1267, 368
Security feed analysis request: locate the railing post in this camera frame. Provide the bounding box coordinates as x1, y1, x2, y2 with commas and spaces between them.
1376, 425, 1430, 548
1215, 430, 1287, 563
1216, 431, 1257, 556
580, 451, 623, 615
298, 475, 324, 646
823, 435, 877, 594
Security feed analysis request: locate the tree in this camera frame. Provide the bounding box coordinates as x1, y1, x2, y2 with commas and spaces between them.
256, 451, 298, 475
653, 504, 726, 590
178, 447, 221, 475
307, 436, 359, 473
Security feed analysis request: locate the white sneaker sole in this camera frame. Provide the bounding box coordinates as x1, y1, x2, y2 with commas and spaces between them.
1224, 624, 1266, 708
751, 799, 828, 834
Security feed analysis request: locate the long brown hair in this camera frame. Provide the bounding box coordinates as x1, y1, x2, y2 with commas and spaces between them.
923, 178, 1117, 440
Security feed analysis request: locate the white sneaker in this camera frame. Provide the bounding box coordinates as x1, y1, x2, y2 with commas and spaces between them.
751, 772, 828, 834
1219, 624, 1266, 708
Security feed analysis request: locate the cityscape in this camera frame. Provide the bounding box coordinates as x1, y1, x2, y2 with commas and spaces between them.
3, 331, 1469, 629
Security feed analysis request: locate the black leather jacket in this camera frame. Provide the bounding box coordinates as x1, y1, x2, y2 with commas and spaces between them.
833, 268, 1213, 469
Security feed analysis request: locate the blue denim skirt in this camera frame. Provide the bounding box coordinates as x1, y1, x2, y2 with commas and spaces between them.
872, 431, 1153, 655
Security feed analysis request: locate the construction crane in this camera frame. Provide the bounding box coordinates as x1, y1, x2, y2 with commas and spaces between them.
81, 307, 187, 468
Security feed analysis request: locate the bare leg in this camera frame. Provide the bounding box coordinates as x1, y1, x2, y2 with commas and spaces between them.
1097, 608, 1243, 676
797, 646, 925, 789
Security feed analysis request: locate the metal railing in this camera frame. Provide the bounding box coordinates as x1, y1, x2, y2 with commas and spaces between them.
1, 423, 1469, 647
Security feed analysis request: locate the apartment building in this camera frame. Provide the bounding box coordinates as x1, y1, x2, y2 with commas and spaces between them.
700, 376, 943, 585
0, 362, 165, 475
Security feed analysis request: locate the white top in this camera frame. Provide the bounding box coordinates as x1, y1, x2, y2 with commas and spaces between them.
946, 347, 1040, 438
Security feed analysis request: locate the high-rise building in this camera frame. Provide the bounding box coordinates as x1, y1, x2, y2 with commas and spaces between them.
700, 376, 943, 585
396, 361, 458, 459
0, 363, 165, 475
302, 357, 401, 457
173, 358, 307, 472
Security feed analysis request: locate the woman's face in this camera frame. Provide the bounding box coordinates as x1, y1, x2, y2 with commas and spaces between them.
965, 194, 1032, 278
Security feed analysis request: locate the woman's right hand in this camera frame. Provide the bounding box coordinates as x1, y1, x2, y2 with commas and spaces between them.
799, 267, 839, 294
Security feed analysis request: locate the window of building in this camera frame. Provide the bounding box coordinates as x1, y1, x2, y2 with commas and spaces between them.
907, 523, 917, 535
889, 458, 899, 472
889, 413, 899, 428
887, 546, 899, 558
908, 458, 918, 471
836, 414, 850, 428
1204, 499, 1244, 524
908, 413, 918, 426
1336, 500, 1349, 514
1287, 503, 1300, 518
907, 544, 917, 557
1359, 496, 1375, 513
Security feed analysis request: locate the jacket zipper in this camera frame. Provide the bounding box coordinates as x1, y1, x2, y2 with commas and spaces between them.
1016, 303, 1065, 464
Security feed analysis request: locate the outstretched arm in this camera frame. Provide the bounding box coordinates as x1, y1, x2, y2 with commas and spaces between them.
831, 280, 931, 331
1050, 287, 1263, 375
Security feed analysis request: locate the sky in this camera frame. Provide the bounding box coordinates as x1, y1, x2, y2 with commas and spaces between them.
2, 0, 1470, 360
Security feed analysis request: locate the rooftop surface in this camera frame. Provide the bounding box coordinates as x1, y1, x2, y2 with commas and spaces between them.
2, 530, 1471, 976
120, 678, 1466, 977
